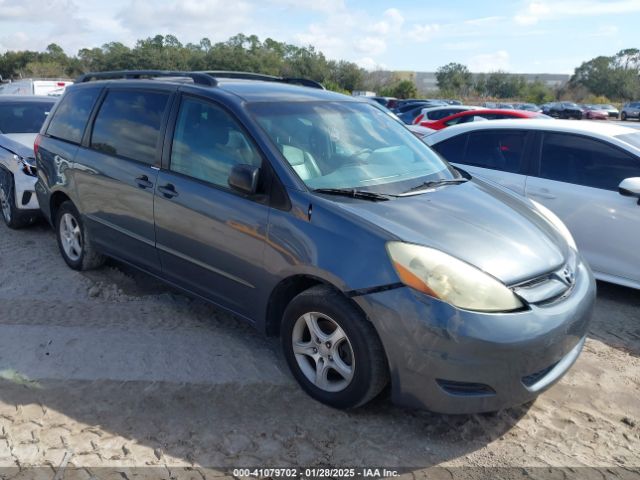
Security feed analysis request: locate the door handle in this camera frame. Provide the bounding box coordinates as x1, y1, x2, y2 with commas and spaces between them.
135, 175, 154, 189
529, 189, 556, 200
158, 183, 179, 199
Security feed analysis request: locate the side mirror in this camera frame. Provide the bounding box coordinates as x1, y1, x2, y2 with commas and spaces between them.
619, 177, 640, 204
229, 164, 260, 195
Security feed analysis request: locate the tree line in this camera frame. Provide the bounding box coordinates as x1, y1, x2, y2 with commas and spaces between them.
0, 34, 365, 93
435, 48, 640, 103
1, 34, 638, 102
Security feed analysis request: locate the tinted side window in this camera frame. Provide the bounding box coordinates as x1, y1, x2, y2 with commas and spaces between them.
90, 90, 170, 164
539, 133, 640, 190
465, 130, 529, 173
432, 134, 467, 163
47, 87, 101, 144
170, 97, 261, 188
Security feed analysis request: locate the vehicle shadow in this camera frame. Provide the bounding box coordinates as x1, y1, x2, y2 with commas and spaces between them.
589, 281, 640, 357
0, 251, 532, 473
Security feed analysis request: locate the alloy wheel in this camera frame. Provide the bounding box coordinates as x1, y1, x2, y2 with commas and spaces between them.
291, 312, 355, 392
59, 212, 83, 261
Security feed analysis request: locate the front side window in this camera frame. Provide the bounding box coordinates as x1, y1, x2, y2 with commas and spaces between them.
170, 97, 261, 188
465, 130, 529, 173
47, 87, 101, 144
90, 89, 170, 164
539, 133, 640, 190
0, 101, 55, 134
250, 101, 457, 193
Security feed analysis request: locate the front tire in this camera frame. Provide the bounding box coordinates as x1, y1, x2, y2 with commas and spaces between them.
281, 285, 389, 409
621, 112, 627, 121
55, 201, 105, 271
0, 172, 32, 229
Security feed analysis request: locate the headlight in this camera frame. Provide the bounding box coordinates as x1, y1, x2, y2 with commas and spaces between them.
386, 242, 524, 312
14, 154, 37, 177
530, 200, 576, 250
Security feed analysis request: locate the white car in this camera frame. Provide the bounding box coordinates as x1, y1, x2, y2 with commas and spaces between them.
413, 105, 485, 124
0, 79, 73, 96
0, 96, 56, 228
424, 119, 640, 289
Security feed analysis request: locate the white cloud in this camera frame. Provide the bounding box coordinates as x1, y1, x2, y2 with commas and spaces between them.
464, 16, 505, 26
268, 0, 345, 14
357, 57, 387, 71
515, 0, 640, 25
355, 37, 387, 56
407, 23, 441, 42
367, 8, 404, 35
592, 25, 619, 36
468, 50, 510, 72
116, 0, 254, 38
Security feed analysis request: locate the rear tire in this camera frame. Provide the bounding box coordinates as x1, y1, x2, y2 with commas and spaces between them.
0, 172, 32, 229
55, 201, 105, 271
281, 285, 389, 409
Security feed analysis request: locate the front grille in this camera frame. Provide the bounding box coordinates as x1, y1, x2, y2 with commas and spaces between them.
436, 379, 496, 397
522, 362, 558, 387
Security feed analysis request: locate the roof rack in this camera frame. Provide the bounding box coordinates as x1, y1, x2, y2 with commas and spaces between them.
75, 70, 218, 86
75, 70, 325, 90
199, 71, 325, 89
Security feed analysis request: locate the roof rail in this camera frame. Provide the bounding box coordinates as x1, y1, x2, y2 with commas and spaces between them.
200, 71, 325, 89
75, 70, 218, 86
75, 70, 325, 90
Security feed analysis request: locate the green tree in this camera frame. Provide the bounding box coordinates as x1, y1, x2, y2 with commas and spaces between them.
435, 62, 472, 96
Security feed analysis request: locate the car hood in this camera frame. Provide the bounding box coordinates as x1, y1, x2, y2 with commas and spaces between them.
334, 179, 568, 285
0, 133, 37, 158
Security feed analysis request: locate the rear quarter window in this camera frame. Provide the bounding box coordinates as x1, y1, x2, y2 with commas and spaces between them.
47, 87, 101, 144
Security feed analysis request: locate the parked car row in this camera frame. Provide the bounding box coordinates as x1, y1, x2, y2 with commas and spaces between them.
1, 70, 602, 415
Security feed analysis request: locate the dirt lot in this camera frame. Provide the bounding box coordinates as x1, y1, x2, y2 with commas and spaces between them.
0, 220, 638, 479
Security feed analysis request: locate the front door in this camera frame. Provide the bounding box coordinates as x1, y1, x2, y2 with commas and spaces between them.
153, 95, 270, 320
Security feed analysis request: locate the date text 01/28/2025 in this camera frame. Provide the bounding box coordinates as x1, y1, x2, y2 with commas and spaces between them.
232, 468, 400, 478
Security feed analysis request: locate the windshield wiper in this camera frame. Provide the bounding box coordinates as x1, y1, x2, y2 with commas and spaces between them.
399, 178, 468, 196
313, 188, 391, 201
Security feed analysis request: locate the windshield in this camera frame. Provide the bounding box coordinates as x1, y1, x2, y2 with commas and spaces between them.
250, 101, 457, 193
0, 101, 54, 134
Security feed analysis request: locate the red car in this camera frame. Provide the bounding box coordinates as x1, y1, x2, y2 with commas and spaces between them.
581, 104, 608, 120
418, 109, 548, 130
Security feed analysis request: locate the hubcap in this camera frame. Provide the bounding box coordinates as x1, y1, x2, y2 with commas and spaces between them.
59, 213, 82, 261
291, 312, 355, 393
0, 185, 11, 222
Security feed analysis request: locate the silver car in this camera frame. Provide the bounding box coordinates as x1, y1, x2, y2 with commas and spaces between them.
425, 119, 640, 289
621, 101, 640, 121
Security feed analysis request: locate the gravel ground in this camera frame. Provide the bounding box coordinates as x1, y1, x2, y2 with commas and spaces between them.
0, 220, 638, 479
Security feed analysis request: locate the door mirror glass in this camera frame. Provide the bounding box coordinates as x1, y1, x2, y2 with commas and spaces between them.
619, 177, 640, 199
229, 164, 260, 195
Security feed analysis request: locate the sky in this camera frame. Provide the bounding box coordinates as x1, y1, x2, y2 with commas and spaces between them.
0, 0, 637, 74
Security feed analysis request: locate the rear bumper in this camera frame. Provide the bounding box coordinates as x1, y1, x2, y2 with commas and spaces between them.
356, 258, 596, 414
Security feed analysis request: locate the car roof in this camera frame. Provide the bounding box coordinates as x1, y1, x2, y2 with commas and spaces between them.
424, 119, 640, 151
68, 76, 352, 103
0, 95, 57, 103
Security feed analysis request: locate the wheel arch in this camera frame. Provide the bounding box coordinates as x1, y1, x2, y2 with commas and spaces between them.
49, 190, 72, 224
264, 274, 371, 337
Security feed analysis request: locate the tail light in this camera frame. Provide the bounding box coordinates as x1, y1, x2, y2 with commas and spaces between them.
413, 114, 424, 124
34, 133, 42, 158
57, 82, 66, 87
